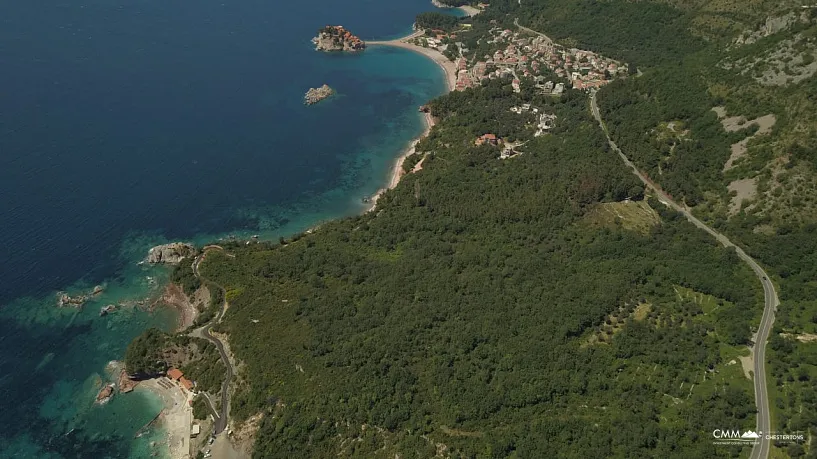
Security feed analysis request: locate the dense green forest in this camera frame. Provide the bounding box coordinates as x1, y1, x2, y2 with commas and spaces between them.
126, 0, 817, 456
596, 66, 749, 206
415, 12, 462, 32
124, 329, 225, 392
434, 0, 469, 7
514, 0, 706, 67
199, 79, 763, 457
510, 0, 817, 456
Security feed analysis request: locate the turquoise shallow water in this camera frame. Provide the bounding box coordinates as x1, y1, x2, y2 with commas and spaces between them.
0, 0, 448, 456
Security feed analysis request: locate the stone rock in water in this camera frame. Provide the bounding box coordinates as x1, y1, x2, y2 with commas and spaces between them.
147, 243, 195, 264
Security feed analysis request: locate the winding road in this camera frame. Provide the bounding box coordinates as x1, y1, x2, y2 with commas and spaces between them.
590, 92, 778, 459
191, 247, 235, 435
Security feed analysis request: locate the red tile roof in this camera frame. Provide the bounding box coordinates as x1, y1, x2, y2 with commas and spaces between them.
179, 377, 194, 391
167, 368, 183, 380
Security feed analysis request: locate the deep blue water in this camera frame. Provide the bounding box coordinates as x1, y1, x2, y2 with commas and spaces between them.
0, 0, 448, 456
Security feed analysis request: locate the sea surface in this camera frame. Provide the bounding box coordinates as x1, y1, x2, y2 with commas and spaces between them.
0, 0, 448, 456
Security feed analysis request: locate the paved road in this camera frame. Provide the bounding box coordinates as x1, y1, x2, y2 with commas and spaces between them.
514, 18, 553, 45
191, 248, 235, 435
590, 92, 778, 459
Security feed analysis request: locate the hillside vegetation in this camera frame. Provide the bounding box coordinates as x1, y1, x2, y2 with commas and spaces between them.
547, 0, 817, 455
173, 0, 817, 457
201, 78, 763, 457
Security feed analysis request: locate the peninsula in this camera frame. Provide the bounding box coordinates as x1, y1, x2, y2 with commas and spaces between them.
312, 25, 365, 52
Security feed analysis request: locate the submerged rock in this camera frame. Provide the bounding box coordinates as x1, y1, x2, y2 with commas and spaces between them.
57, 292, 88, 308
146, 243, 195, 264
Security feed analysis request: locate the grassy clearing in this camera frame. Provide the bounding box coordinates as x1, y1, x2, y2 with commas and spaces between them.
584, 200, 660, 234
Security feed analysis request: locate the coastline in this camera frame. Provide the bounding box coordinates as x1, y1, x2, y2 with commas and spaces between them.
365, 109, 436, 212
154, 283, 204, 332
135, 28, 454, 459
457, 5, 481, 16
137, 378, 193, 459
430, 0, 480, 16
363, 34, 455, 212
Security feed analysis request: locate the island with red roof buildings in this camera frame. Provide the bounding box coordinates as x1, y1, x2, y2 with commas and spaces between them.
312, 25, 366, 52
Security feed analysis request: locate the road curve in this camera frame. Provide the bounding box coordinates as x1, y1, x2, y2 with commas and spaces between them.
590, 92, 778, 459
191, 247, 235, 435
513, 17, 553, 45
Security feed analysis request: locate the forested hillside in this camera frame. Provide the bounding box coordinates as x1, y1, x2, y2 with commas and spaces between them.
120, 0, 817, 457
523, 0, 817, 455
200, 76, 764, 457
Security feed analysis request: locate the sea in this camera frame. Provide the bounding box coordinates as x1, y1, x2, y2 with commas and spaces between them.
0, 0, 451, 456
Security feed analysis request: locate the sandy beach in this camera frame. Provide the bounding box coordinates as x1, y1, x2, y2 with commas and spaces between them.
362, 32, 456, 212
365, 111, 436, 212
138, 378, 193, 459
458, 5, 481, 16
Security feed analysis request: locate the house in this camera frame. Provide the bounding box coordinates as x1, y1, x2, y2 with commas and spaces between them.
180, 377, 194, 391
191, 424, 201, 438
475, 134, 499, 146
167, 368, 183, 381
512, 79, 521, 93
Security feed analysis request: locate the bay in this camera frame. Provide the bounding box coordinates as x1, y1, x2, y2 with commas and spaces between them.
0, 0, 448, 456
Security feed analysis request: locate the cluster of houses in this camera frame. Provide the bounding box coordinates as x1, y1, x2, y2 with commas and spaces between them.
322, 25, 365, 50
449, 26, 625, 94
509, 104, 558, 137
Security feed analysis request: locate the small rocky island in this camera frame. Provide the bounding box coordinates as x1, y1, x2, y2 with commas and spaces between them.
304, 84, 335, 105
56, 285, 104, 308
312, 25, 366, 52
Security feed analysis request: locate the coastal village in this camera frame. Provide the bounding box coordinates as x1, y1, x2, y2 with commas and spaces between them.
412, 25, 627, 93
403, 14, 628, 154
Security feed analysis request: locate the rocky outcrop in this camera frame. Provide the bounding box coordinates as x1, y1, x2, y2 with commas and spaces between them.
56, 285, 103, 308
305, 84, 335, 105
147, 243, 195, 264
312, 25, 366, 52
735, 12, 805, 45
118, 369, 137, 393
96, 384, 114, 404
